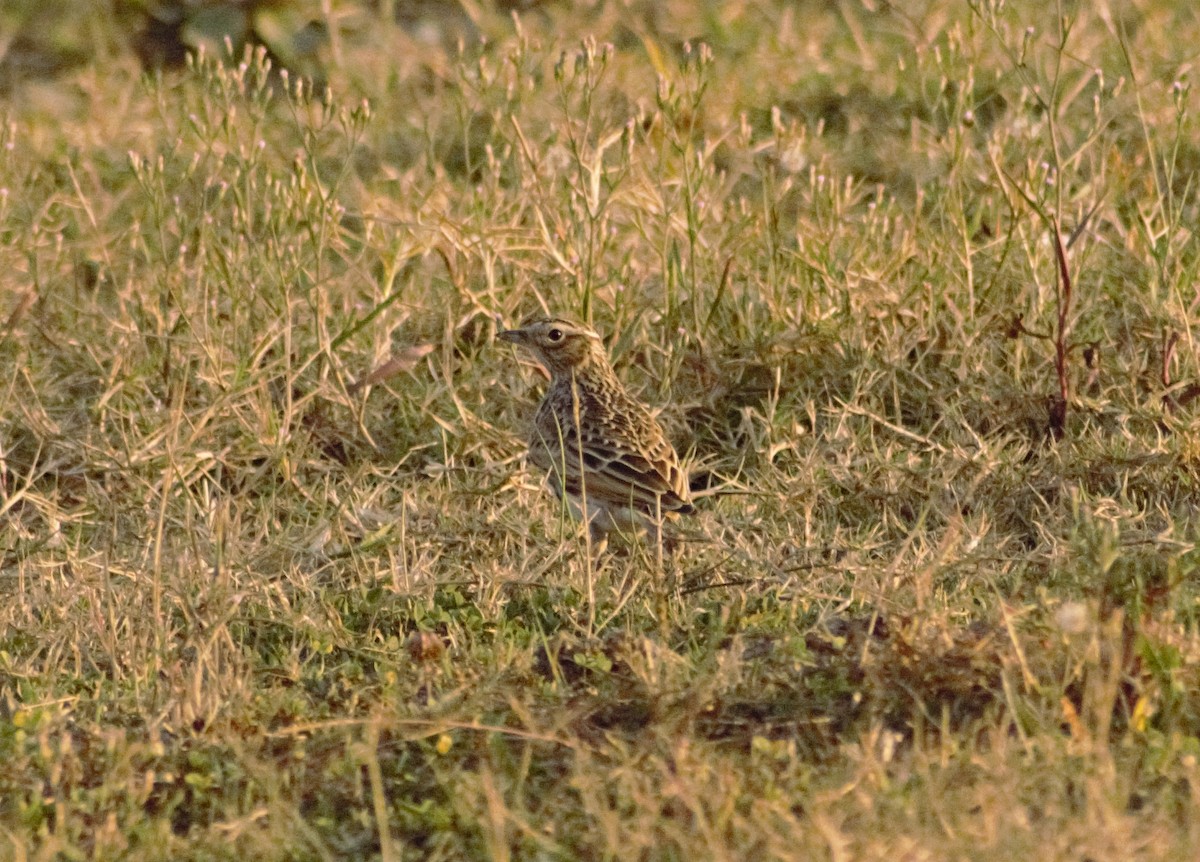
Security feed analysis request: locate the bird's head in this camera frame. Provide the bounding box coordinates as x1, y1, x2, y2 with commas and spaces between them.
498, 316, 609, 377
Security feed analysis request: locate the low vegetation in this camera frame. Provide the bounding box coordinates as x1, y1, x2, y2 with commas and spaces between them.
3, 1, 1200, 858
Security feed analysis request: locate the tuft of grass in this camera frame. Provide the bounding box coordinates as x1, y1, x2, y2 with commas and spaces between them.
4, 1, 1200, 858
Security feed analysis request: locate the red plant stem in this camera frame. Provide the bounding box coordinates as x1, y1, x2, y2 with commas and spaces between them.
1053, 221, 1072, 408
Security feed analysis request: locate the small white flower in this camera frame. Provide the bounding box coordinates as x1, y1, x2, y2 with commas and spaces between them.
1055, 601, 1089, 635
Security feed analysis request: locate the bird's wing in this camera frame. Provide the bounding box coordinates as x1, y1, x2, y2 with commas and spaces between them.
531, 403, 692, 515
577, 429, 694, 514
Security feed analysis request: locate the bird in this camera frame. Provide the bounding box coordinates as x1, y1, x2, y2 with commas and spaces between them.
498, 315, 694, 550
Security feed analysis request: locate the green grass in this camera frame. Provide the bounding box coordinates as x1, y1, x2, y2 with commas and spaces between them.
4, 0, 1200, 858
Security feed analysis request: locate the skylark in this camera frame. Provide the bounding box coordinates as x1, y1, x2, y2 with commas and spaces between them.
498, 316, 693, 547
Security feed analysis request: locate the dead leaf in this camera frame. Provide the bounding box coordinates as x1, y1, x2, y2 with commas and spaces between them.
350, 344, 435, 393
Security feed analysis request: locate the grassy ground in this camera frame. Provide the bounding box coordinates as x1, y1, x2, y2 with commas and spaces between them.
4, 0, 1200, 858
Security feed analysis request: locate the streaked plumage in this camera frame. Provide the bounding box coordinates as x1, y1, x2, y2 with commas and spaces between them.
498, 316, 693, 544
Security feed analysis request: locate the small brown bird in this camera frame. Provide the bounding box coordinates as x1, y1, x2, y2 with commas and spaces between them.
499, 316, 693, 548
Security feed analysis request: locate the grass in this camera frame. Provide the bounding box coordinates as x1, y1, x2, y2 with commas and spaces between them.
3, 0, 1200, 858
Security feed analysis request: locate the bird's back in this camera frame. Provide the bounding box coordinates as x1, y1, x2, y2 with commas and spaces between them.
530, 370, 693, 517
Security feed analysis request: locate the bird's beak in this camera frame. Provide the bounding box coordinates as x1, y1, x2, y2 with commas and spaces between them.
498, 329, 524, 345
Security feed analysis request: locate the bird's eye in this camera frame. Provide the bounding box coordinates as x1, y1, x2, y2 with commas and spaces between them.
547, 328, 564, 343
